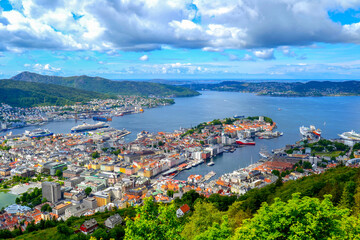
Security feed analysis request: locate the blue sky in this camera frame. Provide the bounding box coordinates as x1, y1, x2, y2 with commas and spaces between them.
1, 0, 360, 80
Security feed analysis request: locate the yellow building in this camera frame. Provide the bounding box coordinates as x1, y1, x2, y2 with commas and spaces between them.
94, 192, 111, 207
91, 163, 101, 170
100, 163, 114, 172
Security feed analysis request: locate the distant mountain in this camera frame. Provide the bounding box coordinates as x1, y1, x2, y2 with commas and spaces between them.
12, 72, 200, 97
0, 79, 109, 107
184, 80, 360, 96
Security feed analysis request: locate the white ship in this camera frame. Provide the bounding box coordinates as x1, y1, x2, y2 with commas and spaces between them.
71, 122, 108, 133
339, 130, 360, 141
300, 125, 321, 137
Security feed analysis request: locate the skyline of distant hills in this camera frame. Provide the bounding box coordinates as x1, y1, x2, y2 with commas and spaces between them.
184, 80, 360, 97
11, 72, 200, 98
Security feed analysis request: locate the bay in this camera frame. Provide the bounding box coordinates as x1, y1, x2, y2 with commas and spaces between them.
2, 91, 360, 181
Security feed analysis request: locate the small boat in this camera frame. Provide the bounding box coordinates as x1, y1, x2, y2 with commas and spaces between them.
259, 152, 268, 158
207, 160, 215, 166
185, 164, 192, 170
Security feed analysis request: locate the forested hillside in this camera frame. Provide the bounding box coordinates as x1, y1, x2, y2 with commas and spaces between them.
12, 72, 200, 97
0, 79, 109, 107
2, 166, 360, 239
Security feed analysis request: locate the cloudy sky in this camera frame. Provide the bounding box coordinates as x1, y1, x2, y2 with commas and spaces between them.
1, 0, 360, 80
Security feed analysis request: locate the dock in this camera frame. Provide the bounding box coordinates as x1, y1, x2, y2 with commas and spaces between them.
202, 171, 216, 182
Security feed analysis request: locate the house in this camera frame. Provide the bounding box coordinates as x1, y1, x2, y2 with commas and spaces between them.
176, 204, 190, 218
80, 218, 98, 234
104, 213, 122, 229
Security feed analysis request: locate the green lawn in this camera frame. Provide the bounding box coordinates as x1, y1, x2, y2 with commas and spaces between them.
313, 151, 342, 158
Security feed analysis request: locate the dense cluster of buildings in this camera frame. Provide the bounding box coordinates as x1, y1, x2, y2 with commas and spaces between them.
0, 96, 173, 131
1, 114, 355, 233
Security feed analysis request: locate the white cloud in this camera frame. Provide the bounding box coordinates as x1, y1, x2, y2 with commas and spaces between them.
139, 55, 149, 61
253, 49, 275, 60
33, 63, 61, 72
279, 46, 297, 57
242, 54, 255, 61
1, 0, 360, 52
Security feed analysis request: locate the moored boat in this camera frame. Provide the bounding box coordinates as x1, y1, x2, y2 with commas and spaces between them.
93, 116, 112, 121
300, 125, 321, 138
71, 122, 109, 133
25, 129, 53, 138
236, 138, 256, 145
339, 130, 360, 141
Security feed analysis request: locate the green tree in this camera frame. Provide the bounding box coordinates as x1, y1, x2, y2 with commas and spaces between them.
167, 190, 174, 198
194, 216, 232, 240
109, 225, 125, 239
303, 161, 313, 169
271, 170, 280, 177
339, 180, 357, 209
125, 198, 184, 240
55, 169, 63, 178
232, 193, 360, 239
182, 201, 222, 240
41, 203, 52, 212
206, 194, 237, 211
92, 228, 108, 240
0, 229, 13, 239
91, 151, 100, 159
352, 186, 360, 215
226, 201, 251, 231
84, 187, 92, 196
57, 223, 72, 235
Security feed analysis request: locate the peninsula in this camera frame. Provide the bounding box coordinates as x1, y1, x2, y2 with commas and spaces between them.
184, 80, 360, 97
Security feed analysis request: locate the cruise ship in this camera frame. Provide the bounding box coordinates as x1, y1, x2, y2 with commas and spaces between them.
339, 130, 360, 141
236, 138, 256, 145
300, 125, 322, 137
25, 129, 53, 138
71, 122, 109, 133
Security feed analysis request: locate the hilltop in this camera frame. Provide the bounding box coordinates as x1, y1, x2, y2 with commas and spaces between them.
0, 79, 110, 107
184, 80, 360, 96
12, 72, 200, 97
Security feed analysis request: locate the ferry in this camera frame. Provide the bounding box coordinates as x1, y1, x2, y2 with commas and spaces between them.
25, 129, 53, 138
236, 138, 256, 145
339, 130, 360, 141
234, 115, 245, 119
300, 125, 322, 137
71, 122, 109, 133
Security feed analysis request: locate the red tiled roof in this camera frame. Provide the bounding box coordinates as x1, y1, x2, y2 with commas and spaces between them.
179, 204, 190, 214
